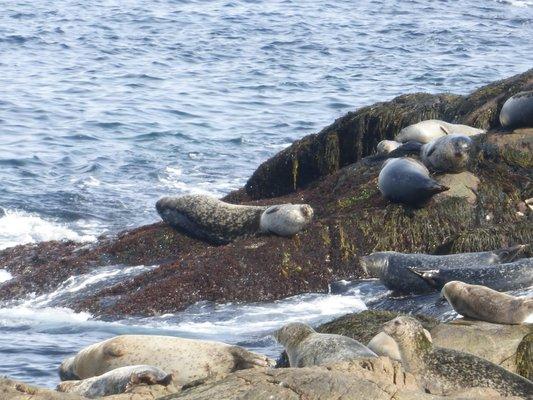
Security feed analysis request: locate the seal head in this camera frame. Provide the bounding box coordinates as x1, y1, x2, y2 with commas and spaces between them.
421, 134, 473, 173
260, 204, 314, 236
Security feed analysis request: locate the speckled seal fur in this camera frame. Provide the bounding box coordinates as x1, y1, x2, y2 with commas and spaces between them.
156, 194, 313, 243
395, 120, 484, 144
500, 90, 533, 129
421, 134, 473, 173
442, 281, 533, 325
383, 316, 533, 397
273, 322, 377, 367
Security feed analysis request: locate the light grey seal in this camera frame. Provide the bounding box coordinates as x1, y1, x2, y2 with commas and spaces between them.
420, 134, 473, 173
376, 140, 402, 155
441, 281, 533, 325
367, 329, 432, 361
378, 157, 449, 206
499, 90, 533, 129
410, 257, 533, 293
383, 316, 533, 397
273, 322, 377, 367
57, 365, 172, 398
359, 245, 526, 294
395, 120, 484, 144
156, 194, 313, 243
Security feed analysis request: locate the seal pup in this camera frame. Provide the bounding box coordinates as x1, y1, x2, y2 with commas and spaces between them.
500, 90, 533, 129
395, 120, 484, 144
359, 245, 526, 294
59, 335, 273, 386
273, 322, 377, 367
441, 281, 533, 325
410, 257, 533, 292
57, 365, 172, 398
378, 158, 449, 207
156, 194, 313, 244
383, 316, 533, 397
367, 329, 432, 361
420, 134, 473, 173
376, 140, 402, 155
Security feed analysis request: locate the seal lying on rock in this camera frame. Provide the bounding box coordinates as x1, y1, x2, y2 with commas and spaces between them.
420, 134, 473, 173
410, 257, 533, 292
442, 281, 533, 325
376, 140, 402, 155
499, 90, 533, 129
57, 365, 173, 398
395, 120, 484, 144
383, 316, 533, 397
273, 322, 377, 367
359, 245, 525, 294
156, 194, 313, 243
378, 158, 449, 206
59, 335, 273, 387
367, 330, 432, 361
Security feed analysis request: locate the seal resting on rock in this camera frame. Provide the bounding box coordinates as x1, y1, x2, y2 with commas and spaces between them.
359, 246, 526, 294
441, 281, 533, 325
383, 316, 533, 397
499, 90, 533, 129
420, 134, 473, 173
156, 194, 313, 243
273, 322, 377, 367
395, 120, 484, 144
59, 335, 273, 387
376, 140, 402, 155
367, 330, 432, 361
378, 157, 449, 206
57, 365, 173, 398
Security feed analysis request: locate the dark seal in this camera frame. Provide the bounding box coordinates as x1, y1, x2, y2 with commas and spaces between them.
499, 90, 533, 129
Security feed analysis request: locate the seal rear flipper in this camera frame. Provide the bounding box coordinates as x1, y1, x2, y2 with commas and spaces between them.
388, 141, 424, 157
493, 244, 528, 263
407, 268, 441, 290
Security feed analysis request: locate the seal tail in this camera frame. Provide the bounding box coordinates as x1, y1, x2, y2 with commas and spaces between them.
493, 244, 529, 263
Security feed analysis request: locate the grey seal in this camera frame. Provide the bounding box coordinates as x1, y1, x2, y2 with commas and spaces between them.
57, 365, 172, 398
420, 134, 473, 173
359, 245, 526, 294
499, 90, 533, 129
383, 316, 533, 397
378, 157, 449, 206
395, 120, 484, 144
156, 194, 313, 243
273, 322, 377, 367
376, 140, 402, 155
367, 329, 432, 361
441, 281, 533, 325
410, 257, 533, 292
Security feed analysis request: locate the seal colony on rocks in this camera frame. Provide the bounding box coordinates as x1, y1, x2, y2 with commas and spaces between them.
420, 134, 473, 173
57, 365, 173, 398
442, 281, 533, 325
59, 335, 273, 387
156, 194, 313, 244
395, 120, 484, 144
377, 157, 449, 206
499, 90, 533, 129
383, 316, 533, 397
273, 322, 377, 367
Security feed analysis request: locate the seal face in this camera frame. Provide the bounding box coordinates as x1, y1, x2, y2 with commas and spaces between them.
378, 158, 449, 206
395, 120, 484, 144
273, 322, 377, 367
442, 281, 533, 325
499, 90, 533, 129
260, 204, 314, 236
421, 134, 473, 173
382, 316, 533, 397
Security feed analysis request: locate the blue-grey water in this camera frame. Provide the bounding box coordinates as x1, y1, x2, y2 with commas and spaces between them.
0, 0, 532, 389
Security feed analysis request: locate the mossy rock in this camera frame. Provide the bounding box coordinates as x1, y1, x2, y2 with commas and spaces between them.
516, 332, 532, 380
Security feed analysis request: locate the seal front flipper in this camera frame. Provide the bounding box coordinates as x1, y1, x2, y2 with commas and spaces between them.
493, 244, 528, 263
407, 268, 441, 290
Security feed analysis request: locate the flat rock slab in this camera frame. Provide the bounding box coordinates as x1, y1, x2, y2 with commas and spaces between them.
434, 172, 480, 205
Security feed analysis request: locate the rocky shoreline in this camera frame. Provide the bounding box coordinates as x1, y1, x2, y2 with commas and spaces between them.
0, 70, 532, 398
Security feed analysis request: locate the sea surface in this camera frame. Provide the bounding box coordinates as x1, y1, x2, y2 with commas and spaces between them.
0, 0, 532, 388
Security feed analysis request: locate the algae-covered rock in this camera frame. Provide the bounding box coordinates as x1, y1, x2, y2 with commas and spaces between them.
0, 377, 85, 400
516, 332, 533, 381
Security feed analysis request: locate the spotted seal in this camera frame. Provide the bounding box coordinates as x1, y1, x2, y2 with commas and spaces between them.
59, 335, 273, 387
156, 194, 313, 243
378, 157, 449, 206
359, 246, 526, 294
57, 365, 172, 398
499, 90, 533, 129
383, 316, 533, 396
273, 322, 377, 367
395, 120, 484, 144
441, 281, 533, 325
367, 329, 432, 361
420, 134, 474, 173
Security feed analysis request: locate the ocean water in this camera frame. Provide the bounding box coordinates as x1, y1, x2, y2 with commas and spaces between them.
0, 0, 532, 389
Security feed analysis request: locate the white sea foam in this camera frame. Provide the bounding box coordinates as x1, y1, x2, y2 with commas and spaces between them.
0, 269, 13, 283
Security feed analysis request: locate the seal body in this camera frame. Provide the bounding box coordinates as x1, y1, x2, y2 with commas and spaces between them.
359, 246, 525, 294
395, 120, 484, 144
57, 365, 172, 398
499, 90, 533, 129
156, 195, 313, 243
378, 158, 449, 206
420, 134, 473, 173
273, 322, 377, 367
376, 140, 402, 155
383, 316, 533, 397
442, 281, 533, 324
367, 330, 432, 362
59, 335, 273, 387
